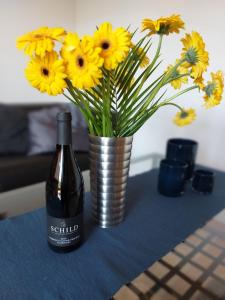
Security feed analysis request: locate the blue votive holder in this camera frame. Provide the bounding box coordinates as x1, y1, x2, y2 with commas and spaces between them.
158, 159, 188, 197
166, 138, 198, 180
192, 169, 214, 194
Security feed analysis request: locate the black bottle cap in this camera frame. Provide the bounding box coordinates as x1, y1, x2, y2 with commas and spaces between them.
57, 112, 72, 145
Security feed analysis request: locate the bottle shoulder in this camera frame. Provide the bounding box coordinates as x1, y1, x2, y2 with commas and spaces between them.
46, 145, 84, 197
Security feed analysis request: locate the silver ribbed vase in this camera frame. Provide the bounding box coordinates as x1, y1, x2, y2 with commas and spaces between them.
89, 135, 133, 228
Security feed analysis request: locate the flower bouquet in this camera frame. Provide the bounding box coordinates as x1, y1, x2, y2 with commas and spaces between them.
17, 15, 224, 227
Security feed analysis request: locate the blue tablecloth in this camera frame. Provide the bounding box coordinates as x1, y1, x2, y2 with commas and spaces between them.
1, 168, 225, 300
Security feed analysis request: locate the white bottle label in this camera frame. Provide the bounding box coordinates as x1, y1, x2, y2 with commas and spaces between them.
47, 214, 82, 247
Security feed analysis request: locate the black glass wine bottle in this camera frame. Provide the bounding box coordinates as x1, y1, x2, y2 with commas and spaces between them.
46, 112, 84, 253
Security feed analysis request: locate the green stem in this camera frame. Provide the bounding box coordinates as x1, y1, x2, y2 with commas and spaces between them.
162, 85, 199, 104
118, 74, 164, 127
148, 34, 163, 69
64, 90, 95, 135
119, 106, 158, 136
135, 58, 187, 114
158, 102, 183, 111
129, 35, 162, 103
163, 58, 186, 83
65, 80, 102, 135
107, 70, 113, 136
164, 73, 190, 86
63, 92, 76, 103
102, 77, 106, 136
119, 84, 198, 136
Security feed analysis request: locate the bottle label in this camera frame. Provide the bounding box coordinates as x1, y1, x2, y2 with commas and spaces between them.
47, 214, 82, 248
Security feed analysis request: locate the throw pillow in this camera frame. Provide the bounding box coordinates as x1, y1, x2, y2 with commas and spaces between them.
65, 103, 89, 152
0, 104, 29, 155
28, 106, 63, 155
28, 104, 89, 155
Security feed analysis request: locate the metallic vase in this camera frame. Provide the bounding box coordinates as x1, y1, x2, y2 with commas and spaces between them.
89, 135, 133, 228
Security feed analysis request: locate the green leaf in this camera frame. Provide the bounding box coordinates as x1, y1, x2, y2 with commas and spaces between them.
119, 106, 159, 136
116, 40, 152, 98
118, 61, 163, 115
118, 73, 165, 128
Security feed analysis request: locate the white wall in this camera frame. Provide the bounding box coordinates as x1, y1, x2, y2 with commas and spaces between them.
0, 0, 224, 170
74, 0, 225, 170
0, 0, 76, 103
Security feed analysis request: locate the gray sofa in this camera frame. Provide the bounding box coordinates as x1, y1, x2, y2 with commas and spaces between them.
0, 103, 89, 192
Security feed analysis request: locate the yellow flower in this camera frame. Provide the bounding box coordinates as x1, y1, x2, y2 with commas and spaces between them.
181, 32, 209, 80
17, 27, 66, 57
203, 71, 224, 108
66, 36, 103, 89
166, 60, 188, 89
60, 32, 80, 60
193, 75, 205, 89
93, 22, 131, 70
25, 51, 67, 96
173, 108, 196, 127
131, 44, 150, 68
139, 50, 149, 68
142, 14, 185, 36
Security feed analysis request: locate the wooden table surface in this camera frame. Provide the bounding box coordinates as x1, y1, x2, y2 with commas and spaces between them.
113, 209, 225, 300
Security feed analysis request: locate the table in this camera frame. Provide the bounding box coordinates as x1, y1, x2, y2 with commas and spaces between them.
0, 170, 90, 218
113, 210, 225, 299
0, 153, 161, 218
0, 167, 225, 300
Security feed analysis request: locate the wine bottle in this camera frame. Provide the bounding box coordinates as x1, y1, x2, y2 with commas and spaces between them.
46, 112, 84, 253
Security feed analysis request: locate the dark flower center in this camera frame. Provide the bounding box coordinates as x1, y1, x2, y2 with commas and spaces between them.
180, 111, 188, 119
77, 57, 84, 67
42, 68, 49, 76
101, 41, 110, 50
34, 34, 43, 39
158, 24, 170, 34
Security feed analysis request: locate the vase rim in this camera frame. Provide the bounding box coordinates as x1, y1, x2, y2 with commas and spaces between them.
89, 134, 133, 147
89, 134, 133, 140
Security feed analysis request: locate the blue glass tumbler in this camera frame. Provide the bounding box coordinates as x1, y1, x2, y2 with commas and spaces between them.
166, 138, 198, 180
158, 159, 188, 197
192, 169, 214, 194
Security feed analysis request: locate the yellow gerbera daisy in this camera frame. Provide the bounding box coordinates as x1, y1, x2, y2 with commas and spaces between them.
193, 75, 205, 89
60, 32, 80, 60
181, 32, 209, 80
142, 14, 185, 36
66, 36, 103, 89
93, 22, 131, 70
139, 49, 150, 68
17, 27, 66, 57
173, 108, 196, 127
25, 51, 67, 96
203, 71, 224, 108
131, 44, 150, 68
166, 60, 188, 89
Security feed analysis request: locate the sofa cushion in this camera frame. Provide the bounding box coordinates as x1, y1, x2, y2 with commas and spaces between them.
28, 104, 89, 155
28, 106, 63, 155
0, 152, 89, 192
68, 104, 89, 152
0, 104, 29, 155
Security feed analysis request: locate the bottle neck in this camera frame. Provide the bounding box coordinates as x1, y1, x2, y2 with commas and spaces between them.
57, 120, 72, 145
